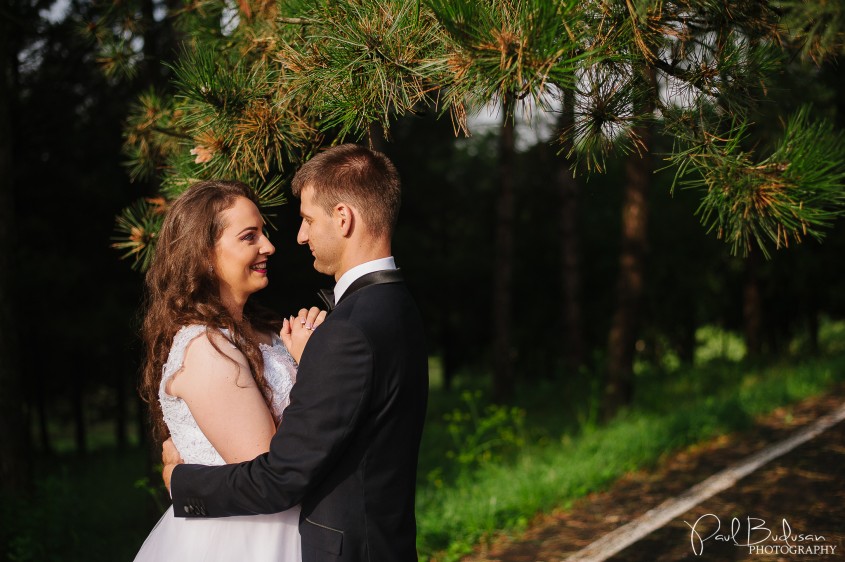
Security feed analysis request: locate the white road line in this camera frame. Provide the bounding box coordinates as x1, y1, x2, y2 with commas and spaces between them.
565, 401, 845, 562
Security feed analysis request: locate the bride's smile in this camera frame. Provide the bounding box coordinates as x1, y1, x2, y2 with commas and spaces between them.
250, 260, 269, 274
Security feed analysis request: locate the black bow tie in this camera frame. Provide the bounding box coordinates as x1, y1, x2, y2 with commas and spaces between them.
317, 288, 335, 312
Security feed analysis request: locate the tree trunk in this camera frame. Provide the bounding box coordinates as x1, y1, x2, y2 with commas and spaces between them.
441, 334, 456, 391
556, 88, 584, 370
440, 251, 457, 391
72, 365, 87, 455
137, 393, 149, 447
492, 95, 516, 402
140, 0, 180, 89
35, 389, 52, 454
140, 0, 160, 87
0, 6, 29, 494
114, 366, 128, 452
743, 249, 763, 359
603, 80, 654, 419
806, 306, 819, 356
678, 307, 697, 364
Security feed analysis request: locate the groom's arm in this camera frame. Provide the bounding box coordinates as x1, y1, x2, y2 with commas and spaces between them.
169, 320, 373, 518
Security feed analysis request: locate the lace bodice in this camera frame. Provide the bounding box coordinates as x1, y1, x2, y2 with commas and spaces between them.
158, 325, 297, 466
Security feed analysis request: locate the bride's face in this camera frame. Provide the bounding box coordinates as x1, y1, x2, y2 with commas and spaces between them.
212, 196, 275, 312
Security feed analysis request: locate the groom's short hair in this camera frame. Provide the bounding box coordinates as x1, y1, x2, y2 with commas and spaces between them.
291, 143, 401, 237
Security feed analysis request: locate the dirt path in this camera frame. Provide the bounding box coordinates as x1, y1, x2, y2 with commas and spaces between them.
464, 386, 845, 562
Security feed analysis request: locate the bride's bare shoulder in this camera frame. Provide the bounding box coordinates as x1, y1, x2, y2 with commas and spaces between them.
168, 330, 252, 397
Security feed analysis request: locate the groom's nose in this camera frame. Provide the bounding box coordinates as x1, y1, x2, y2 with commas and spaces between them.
296, 220, 308, 245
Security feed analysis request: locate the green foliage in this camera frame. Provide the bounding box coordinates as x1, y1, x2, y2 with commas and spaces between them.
429, 0, 588, 131
165, 43, 312, 177
442, 390, 526, 473
122, 90, 186, 183
112, 21, 313, 269
278, 0, 447, 138
777, 1, 845, 60
669, 106, 845, 256
694, 325, 747, 364
561, 1, 782, 172
111, 197, 165, 271
819, 318, 845, 355
134, 474, 167, 514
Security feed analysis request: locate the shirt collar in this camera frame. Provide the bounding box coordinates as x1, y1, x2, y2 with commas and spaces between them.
333, 257, 397, 304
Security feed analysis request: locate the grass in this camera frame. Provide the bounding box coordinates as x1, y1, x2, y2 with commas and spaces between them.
414, 349, 845, 560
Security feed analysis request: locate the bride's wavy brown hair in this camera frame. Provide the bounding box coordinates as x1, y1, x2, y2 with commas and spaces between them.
140, 180, 282, 443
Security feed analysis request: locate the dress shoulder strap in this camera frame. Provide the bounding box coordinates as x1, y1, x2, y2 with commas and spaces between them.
159, 325, 210, 395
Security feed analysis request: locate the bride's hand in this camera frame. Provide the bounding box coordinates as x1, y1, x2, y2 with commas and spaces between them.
161, 437, 183, 494
281, 306, 327, 364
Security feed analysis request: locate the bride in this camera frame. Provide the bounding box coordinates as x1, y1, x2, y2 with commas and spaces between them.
133, 180, 323, 561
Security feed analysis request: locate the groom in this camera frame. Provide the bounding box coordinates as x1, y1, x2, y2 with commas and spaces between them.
163, 144, 429, 561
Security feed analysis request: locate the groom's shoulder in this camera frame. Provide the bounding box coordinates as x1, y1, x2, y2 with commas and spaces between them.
318, 285, 424, 358
343, 281, 412, 310
331, 283, 415, 328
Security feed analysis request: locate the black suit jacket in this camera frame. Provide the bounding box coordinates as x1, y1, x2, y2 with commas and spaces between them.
171, 271, 429, 562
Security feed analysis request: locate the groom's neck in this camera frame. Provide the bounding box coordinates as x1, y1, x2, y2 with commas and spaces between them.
333, 238, 392, 282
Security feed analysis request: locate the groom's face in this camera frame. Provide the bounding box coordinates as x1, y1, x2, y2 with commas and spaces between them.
297, 186, 343, 278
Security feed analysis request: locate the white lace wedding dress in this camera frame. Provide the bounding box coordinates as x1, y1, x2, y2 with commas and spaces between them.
134, 325, 302, 562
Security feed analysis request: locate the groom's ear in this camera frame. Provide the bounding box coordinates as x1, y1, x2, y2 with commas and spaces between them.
334, 203, 354, 236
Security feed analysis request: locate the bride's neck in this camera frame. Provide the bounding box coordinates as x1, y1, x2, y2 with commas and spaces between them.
220, 294, 246, 322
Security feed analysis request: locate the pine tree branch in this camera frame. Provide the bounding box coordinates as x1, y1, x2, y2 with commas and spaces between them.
152, 126, 194, 141
666, 106, 845, 257
650, 57, 718, 96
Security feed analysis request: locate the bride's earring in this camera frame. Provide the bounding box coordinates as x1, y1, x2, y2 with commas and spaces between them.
209, 265, 214, 274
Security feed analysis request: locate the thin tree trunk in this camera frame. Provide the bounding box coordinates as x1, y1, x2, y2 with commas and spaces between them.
743, 249, 762, 359
603, 144, 650, 418
441, 333, 456, 391
439, 194, 456, 391
140, 0, 179, 90
603, 70, 654, 419
441, 244, 456, 391
557, 88, 584, 370
137, 393, 149, 448
492, 95, 516, 402
678, 307, 697, 364
35, 389, 52, 454
73, 367, 87, 455
114, 366, 128, 452
0, 6, 29, 494
806, 306, 819, 356
140, 0, 159, 86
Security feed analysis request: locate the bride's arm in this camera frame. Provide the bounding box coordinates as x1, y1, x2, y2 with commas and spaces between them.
168, 331, 276, 464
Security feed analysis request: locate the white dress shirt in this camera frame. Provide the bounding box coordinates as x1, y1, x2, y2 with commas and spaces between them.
333, 257, 397, 304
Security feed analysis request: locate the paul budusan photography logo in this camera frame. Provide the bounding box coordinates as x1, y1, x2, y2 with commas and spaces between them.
685, 514, 837, 556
